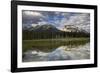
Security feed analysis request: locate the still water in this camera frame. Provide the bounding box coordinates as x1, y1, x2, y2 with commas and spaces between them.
23, 42, 90, 62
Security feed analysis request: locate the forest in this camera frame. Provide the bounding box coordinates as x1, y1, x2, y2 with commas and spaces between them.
23, 30, 90, 40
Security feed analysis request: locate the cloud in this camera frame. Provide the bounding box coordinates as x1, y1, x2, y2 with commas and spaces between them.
22, 10, 44, 27
63, 14, 90, 25
31, 23, 38, 27
22, 10, 90, 32
38, 21, 48, 25
23, 11, 43, 17
60, 13, 90, 32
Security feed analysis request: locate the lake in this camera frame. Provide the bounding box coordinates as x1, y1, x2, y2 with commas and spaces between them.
22, 38, 90, 62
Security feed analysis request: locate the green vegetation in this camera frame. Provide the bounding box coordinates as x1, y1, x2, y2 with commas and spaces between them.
22, 25, 90, 52
23, 30, 90, 40
22, 38, 90, 52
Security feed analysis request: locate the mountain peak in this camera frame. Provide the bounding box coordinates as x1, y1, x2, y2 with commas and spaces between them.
23, 24, 60, 32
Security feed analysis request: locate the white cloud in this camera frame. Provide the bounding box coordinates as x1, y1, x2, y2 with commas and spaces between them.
60, 13, 90, 32
31, 24, 38, 27
23, 11, 43, 17
38, 21, 48, 25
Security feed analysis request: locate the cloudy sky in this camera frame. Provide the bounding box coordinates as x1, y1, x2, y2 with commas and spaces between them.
22, 10, 90, 32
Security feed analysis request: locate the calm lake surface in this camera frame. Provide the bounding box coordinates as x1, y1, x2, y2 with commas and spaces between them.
22, 39, 90, 62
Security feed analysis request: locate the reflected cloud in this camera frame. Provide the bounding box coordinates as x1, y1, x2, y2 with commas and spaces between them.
23, 43, 90, 62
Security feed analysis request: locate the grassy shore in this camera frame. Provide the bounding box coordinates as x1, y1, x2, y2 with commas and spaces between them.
22, 37, 90, 52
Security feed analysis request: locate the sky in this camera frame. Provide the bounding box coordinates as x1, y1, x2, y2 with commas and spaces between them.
22, 10, 90, 32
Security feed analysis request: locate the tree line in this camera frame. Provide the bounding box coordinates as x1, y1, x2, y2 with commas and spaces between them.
23, 30, 90, 40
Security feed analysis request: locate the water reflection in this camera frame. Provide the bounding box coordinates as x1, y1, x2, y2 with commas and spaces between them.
23, 43, 90, 62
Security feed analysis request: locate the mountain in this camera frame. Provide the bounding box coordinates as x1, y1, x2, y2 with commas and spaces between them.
23, 24, 89, 33
23, 24, 60, 32
23, 24, 90, 40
